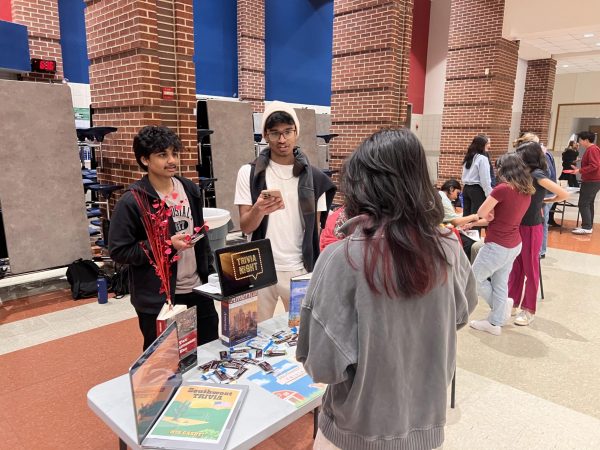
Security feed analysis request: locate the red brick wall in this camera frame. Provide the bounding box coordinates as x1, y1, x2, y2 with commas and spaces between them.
237, 0, 264, 113
438, 0, 519, 183
329, 0, 414, 199
520, 58, 556, 146
11, 0, 63, 82
85, 0, 198, 205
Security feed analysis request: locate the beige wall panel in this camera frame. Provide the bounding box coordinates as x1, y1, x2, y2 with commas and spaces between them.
0, 81, 91, 273
206, 100, 255, 229
295, 108, 318, 167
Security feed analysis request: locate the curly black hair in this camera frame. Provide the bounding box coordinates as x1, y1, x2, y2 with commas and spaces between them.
133, 125, 183, 172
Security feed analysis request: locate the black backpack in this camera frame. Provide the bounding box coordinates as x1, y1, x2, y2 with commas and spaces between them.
109, 264, 130, 299
66, 259, 100, 300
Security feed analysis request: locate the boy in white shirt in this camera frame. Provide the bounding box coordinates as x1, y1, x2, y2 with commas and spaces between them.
234, 101, 336, 321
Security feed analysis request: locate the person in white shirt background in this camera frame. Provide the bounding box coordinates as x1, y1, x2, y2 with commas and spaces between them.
461, 135, 493, 218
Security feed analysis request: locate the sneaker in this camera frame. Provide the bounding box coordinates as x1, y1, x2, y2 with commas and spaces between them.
504, 298, 514, 324
572, 228, 593, 235
548, 221, 560, 228
470, 319, 501, 336
539, 254, 546, 259
514, 310, 535, 326
511, 307, 518, 317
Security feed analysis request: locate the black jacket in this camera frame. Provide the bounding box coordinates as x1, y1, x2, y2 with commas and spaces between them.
561, 148, 578, 170
249, 148, 337, 272
108, 175, 214, 314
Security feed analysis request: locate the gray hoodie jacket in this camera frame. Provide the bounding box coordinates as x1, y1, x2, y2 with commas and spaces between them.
297, 230, 477, 450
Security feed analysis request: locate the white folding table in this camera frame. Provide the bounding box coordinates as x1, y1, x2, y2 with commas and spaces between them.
87, 315, 321, 450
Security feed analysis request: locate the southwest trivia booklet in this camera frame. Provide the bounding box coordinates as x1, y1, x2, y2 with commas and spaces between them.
130, 322, 248, 449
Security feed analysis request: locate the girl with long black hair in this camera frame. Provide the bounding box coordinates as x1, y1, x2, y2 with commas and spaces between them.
461, 134, 493, 215
297, 128, 477, 450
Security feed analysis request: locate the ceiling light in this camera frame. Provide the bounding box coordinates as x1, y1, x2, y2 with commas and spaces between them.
562, 64, 569, 68
584, 33, 595, 38
596, 42, 600, 46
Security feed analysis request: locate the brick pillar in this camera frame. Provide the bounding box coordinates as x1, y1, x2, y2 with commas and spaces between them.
11, 0, 63, 81
520, 58, 556, 145
237, 0, 265, 113
329, 0, 414, 196
85, 0, 198, 203
438, 0, 519, 183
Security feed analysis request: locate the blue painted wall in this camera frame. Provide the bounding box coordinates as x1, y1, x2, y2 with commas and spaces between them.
265, 0, 333, 106
57, 0, 89, 83
0, 20, 30, 72
193, 0, 238, 97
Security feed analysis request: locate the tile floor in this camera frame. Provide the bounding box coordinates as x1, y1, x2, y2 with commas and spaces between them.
1, 220, 599, 450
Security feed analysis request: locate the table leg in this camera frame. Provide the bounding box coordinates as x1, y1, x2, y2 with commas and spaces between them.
450, 370, 456, 409
559, 201, 565, 234
539, 257, 544, 300
119, 438, 127, 450
313, 407, 319, 439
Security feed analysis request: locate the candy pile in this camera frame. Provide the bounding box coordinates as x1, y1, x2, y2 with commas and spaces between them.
197, 327, 299, 384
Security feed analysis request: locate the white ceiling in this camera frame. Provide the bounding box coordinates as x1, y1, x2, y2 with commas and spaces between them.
504, 0, 600, 74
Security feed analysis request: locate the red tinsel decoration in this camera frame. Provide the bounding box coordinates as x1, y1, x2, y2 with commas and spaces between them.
131, 189, 210, 308
131, 189, 179, 307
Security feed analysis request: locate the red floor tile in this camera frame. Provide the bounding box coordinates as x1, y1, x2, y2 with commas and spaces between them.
0, 291, 112, 325
0, 318, 142, 450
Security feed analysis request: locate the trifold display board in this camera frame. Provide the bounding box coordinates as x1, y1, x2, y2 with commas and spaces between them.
205, 100, 255, 230
0, 80, 91, 273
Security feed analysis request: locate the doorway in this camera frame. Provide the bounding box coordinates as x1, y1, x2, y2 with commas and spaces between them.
588, 126, 600, 139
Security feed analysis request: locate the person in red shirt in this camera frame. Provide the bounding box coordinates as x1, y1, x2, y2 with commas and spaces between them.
571, 131, 600, 234
319, 206, 348, 251
469, 153, 534, 336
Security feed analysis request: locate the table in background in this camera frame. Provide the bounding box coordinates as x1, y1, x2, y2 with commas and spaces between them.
87, 315, 321, 450
554, 187, 580, 234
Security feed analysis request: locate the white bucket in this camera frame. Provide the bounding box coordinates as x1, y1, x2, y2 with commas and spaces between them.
202, 208, 231, 230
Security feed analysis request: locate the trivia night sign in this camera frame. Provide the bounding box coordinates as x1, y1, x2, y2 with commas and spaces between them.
230, 248, 264, 280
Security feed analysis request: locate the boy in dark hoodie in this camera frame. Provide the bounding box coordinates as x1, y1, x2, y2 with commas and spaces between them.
109, 125, 218, 350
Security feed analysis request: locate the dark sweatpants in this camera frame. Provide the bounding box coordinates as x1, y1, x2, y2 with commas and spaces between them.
578, 181, 600, 230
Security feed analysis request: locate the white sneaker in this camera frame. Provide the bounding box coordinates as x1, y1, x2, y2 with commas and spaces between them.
504, 298, 514, 325
511, 307, 518, 317
470, 319, 501, 336
572, 228, 593, 235
514, 310, 535, 326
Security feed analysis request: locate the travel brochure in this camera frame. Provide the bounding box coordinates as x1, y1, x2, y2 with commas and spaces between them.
220, 291, 258, 346
288, 273, 312, 327
247, 358, 326, 409
156, 304, 198, 373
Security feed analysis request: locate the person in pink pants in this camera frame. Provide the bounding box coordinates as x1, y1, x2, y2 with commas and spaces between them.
509, 140, 568, 326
